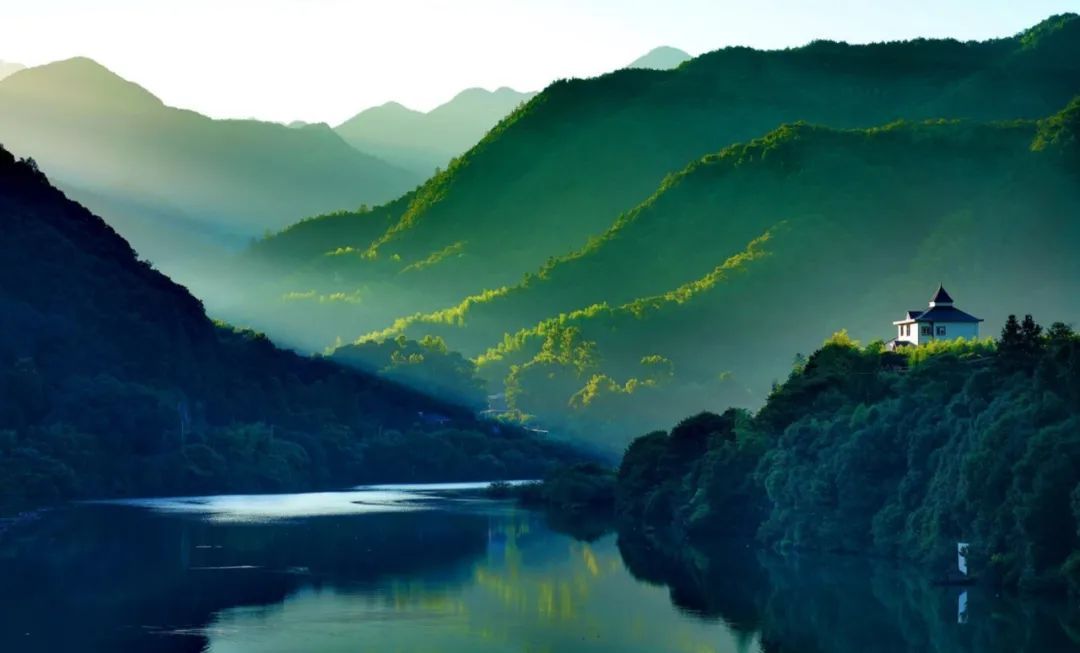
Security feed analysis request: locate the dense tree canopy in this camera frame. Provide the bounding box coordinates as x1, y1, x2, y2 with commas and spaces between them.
617, 319, 1080, 592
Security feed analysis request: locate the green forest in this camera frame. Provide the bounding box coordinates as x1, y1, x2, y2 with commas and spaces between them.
0, 147, 582, 514
200, 15, 1080, 449
615, 318, 1080, 592
267, 98, 1080, 450
238, 14, 1080, 344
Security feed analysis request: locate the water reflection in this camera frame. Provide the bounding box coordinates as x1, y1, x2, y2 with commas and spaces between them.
1, 487, 1077, 652
617, 534, 1080, 653
93, 481, 525, 522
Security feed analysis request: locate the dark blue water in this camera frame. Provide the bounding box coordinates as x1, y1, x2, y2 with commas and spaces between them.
0, 484, 1076, 652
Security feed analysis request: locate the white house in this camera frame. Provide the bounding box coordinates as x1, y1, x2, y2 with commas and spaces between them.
888, 285, 982, 350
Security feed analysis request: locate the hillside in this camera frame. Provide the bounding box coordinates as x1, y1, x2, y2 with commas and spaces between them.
335, 87, 536, 176
242, 14, 1080, 351
0, 57, 421, 275
0, 146, 581, 514
343, 99, 1080, 448
626, 46, 691, 70
616, 325, 1080, 592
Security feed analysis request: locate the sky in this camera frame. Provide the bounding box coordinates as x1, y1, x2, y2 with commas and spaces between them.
1, 0, 1077, 124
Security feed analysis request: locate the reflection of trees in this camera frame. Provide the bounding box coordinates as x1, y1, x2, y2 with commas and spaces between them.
464, 517, 746, 652
6, 506, 1077, 653
615, 529, 1080, 653
617, 532, 766, 650
0, 507, 493, 652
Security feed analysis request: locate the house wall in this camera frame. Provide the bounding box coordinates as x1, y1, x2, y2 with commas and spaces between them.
895, 320, 979, 346
929, 321, 980, 341
896, 321, 919, 345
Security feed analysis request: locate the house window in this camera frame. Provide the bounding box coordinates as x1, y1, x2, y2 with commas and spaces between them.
936, 326, 947, 336
921, 326, 932, 336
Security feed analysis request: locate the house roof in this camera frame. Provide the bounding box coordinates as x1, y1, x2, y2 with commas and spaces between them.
913, 305, 982, 323
930, 284, 954, 305
892, 310, 925, 325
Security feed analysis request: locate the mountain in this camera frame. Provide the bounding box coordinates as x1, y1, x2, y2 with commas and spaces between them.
626, 46, 691, 70
333, 46, 692, 175
0, 145, 581, 513
240, 14, 1080, 356
0, 61, 23, 81
342, 101, 1080, 447
0, 57, 421, 277
335, 87, 536, 176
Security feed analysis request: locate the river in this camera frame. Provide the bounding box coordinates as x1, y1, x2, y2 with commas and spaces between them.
0, 483, 1076, 652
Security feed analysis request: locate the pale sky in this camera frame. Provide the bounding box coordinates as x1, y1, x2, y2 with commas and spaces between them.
1, 0, 1076, 124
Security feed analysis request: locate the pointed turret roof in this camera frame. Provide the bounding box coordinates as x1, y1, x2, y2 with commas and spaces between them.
930, 284, 954, 306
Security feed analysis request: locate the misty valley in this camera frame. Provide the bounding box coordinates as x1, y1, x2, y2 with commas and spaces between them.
1, 7, 1079, 653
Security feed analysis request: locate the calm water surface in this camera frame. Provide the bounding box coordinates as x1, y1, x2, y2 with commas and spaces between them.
1, 484, 1076, 652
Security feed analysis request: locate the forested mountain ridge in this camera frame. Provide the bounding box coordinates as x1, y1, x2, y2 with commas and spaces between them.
236, 14, 1080, 356
344, 99, 1080, 449
0, 57, 421, 273
0, 146, 581, 514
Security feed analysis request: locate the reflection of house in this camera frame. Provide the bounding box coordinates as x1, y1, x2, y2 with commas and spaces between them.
888, 285, 982, 351
416, 411, 451, 426
486, 393, 508, 413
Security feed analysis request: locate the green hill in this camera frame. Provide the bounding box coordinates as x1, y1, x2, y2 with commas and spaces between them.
242, 14, 1080, 352
0, 145, 581, 514
336, 88, 536, 176
615, 324, 1080, 591
347, 99, 1080, 448
0, 57, 421, 275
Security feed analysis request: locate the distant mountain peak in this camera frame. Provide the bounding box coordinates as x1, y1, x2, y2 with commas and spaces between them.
0, 56, 163, 111
626, 46, 692, 70
376, 100, 414, 111
334, 86, 536, 174
449, 87, 529, 102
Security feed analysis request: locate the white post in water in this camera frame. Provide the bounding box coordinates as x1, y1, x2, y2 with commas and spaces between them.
957, 542, 969, 576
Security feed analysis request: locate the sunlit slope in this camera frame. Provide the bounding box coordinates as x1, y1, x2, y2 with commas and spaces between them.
0, 58, 420, 255
251, 13, 1080, 339
359, 102, 1080, 446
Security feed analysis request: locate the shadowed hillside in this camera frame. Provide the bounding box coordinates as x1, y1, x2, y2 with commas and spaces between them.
0, 146, 582, 513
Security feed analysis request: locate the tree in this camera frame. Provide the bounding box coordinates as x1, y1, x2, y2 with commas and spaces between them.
1020, 314, 1044, 356
998, 314, 1027, 370
1000, 314, 1023, 350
